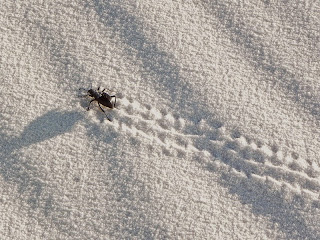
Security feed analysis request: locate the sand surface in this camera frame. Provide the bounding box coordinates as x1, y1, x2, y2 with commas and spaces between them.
1, 0, 320, 239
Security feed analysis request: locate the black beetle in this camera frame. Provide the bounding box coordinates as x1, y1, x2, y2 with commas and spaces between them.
79, 86, 116, 121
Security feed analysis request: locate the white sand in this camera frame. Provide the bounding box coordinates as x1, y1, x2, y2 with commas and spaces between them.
1, 0, 320, 239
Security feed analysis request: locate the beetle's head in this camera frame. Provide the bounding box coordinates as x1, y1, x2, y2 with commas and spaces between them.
87, 89, 94, 97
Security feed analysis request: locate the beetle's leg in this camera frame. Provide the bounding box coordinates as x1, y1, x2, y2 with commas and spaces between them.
102, 87, 113, 93
98, 102, 112, 121
110, 95, 116, 107
98, 102, 106, 113
87, 99, 95, 111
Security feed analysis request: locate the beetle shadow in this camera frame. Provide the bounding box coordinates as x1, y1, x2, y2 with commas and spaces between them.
87, 1, 320, 238
16, 110, 83, 149
0, 110, 83, 234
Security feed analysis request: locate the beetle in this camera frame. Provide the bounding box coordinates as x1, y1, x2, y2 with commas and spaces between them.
79, 86, 116, 121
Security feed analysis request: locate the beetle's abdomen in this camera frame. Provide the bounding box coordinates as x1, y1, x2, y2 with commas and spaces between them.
99, 97, 113, 108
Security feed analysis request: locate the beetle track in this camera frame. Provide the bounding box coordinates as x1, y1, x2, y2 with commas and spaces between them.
99, 96, 320, 203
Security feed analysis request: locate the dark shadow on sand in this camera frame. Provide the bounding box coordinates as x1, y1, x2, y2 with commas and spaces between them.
0, 110, 83, 235
199, 0, 320, 122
